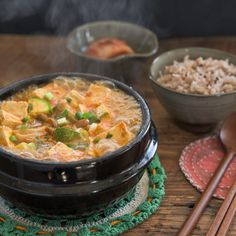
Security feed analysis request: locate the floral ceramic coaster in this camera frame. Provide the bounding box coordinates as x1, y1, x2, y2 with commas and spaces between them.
179, 136, 236, 199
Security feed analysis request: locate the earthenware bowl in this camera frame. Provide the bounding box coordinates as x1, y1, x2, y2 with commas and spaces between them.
67, 21, 158, 84
150, 47, 236, 132
0, 72, 158, 217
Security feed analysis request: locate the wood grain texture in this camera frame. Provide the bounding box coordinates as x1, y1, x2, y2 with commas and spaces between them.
0, 35, 235, 235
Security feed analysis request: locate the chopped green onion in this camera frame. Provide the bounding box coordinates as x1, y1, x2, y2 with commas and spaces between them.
57, 109, 69, 119
44, 92, 54, 101
57, 117, 69, 126
28, 103, 33, 113
75, 111, 100, 124
75, 111, 83, 120
106, 133, 113, 139
93, 137, 100, 144
22, 117, 30, 123
89, 115, 100, 124
18, 124, 28, 130
66, 97, 72, 103
82, 112, 94, 120
9, 135, 17, 142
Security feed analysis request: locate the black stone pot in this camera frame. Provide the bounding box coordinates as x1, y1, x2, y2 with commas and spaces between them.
0, 73, 158, 217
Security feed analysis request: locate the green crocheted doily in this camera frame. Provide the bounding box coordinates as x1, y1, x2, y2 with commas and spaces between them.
0, 154, 166, 236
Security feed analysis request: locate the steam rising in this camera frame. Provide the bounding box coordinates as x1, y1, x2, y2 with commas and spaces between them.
0, 0, 170, 37
0, 0, 164, 85
0, 0, 43, 21
46, 0, 157, 35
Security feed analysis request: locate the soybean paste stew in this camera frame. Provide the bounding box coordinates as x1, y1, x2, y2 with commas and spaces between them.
0, 77, 142, 162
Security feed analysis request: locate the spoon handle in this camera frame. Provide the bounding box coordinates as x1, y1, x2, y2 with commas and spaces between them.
177, 151, 235, 236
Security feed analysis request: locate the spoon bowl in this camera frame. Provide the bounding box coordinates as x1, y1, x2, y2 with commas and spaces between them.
220, 111, 236, 152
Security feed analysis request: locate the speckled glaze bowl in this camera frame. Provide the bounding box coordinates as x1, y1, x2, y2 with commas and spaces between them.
67, 21, 158, 83
150, 47, 236, 131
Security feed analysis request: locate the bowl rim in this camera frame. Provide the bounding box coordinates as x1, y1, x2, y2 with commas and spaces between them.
0, 72, 151, 167
149, 47, 236, 98
66, 20, 158, 62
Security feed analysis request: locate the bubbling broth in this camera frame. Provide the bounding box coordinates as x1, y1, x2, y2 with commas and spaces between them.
0, 77, 142, 162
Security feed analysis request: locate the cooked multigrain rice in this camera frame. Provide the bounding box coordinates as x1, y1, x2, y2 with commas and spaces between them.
156, 56, 236, 95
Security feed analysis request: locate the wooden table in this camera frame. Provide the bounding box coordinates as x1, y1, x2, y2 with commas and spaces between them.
0, 35, 236, 235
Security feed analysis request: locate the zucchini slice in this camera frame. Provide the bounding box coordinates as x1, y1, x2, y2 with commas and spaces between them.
28, 98, 52, 115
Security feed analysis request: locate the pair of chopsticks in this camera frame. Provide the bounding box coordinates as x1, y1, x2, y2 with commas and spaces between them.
177, 151, 235, 236
206, 180, 236, 236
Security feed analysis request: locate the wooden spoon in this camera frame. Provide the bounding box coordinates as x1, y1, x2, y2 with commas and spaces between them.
178, 112, 236, 236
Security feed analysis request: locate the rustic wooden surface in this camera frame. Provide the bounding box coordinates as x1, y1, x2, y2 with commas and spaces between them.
0, 35, 235, 235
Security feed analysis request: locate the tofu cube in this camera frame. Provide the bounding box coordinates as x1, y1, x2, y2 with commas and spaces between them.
0, 111, 22, 128
47, 142, 82, 162
14, 126, 47, 142
86, 84, 111, 104
94, 121, 132, 146
0, 125, 13, 147
88, 123, 105, 136
31, 88, 48, 99
96, 104, 111, 118
65, 90, 85, 108
15, 142, 36, 151
1, 101, 28, 120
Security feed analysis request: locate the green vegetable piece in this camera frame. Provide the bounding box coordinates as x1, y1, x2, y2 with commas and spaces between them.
44, 92, 54, 101
106, 133, 113, 139
57, 117, 69, 126
82, 112, 93, 120
28, 142, 37, 150
28, 98, 52, 114
75, 111, 100, 124
18, 124, 28, 130
89, 114, 100, 124
22, 117, 30, 123
75, 112, 83, 120
57, 109, 69, 119
9, 135, 17, 142
65, 129, 89, 148
93, 137, 100, 144
100, 112, 109, 119
78, 128, 89, 141
66, 97, 72, 103
54, 127, 79, 143
28, 103, 33, 113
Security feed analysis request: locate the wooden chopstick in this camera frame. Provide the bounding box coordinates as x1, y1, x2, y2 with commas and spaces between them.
177, 151, 235, 236
206, 180, 236, 236
216, 194, 236, 236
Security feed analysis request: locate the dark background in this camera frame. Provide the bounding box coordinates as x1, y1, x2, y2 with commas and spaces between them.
0, 0, 235, 38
